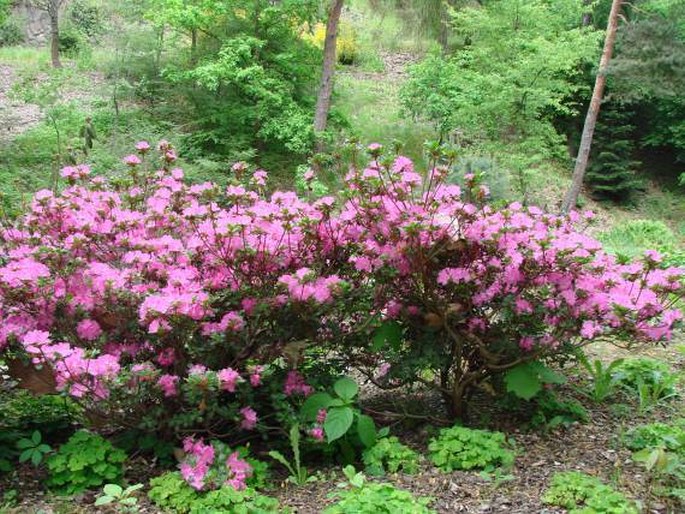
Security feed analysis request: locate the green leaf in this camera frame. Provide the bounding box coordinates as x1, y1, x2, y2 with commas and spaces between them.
94, 495, 114, 506
19, 449, 33, 463
504, 363, 542, 400
356, 414, 377, 448
300, 392, 333, 421
16, 438, 34, 450
532, 362, 566, 385
31, 451, 42, 466
324, 407, 354, 443
124, 483, 144, 495
37, 444, 51, 453
31, 431, 41, 445
342, 465, 357, 481
372, 321, 402, 351
334, 377, 359, 401
120, 497, 137, 505
268, 450, 295, 476
104, 484, 123, 496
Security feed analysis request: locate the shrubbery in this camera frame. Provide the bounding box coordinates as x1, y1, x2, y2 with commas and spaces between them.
0, 141, 682, 441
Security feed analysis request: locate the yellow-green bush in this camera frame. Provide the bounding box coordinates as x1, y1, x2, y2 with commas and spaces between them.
303, 22, 358, 64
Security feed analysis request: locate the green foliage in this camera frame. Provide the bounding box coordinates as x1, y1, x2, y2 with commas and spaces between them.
503, 361, 566, 401
67, 0, 106, 39
152, 0, 320, 158
268, 424, 313, 485
579, 356, 625, 403
528, 392, 589, 431
428, 426, 514, 472
147, 471, 280, 514
0, 16, 23, 47
362, 436, 420, 476
148, 472, 198, 514
624, 420, 685, 454
323, 465, 435, 514
585, 102, 643, 203
46, 430, 127, 495
598, 220, 682, 265
301, 377, 378, 448
95, 483, 144, 513
0, 389, 79, 438
543, 471, 638, 513
612, 358, 679, 409
401, 0, 600, 170
188, 486, 281, 514
16, 430, 52, 467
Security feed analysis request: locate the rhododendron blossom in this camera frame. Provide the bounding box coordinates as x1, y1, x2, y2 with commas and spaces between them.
0, 141, 681, 429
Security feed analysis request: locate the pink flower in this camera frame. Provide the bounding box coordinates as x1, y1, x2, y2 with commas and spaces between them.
158, 374, 179, 397
284, 370, 313, 396
239, 407, 258, 430
76, 319, 102, 341
123, 154, 142, 167
226, 452, 253, 490
309, 427, 324, 441
316, 409, 327, 424
218, 367, 240, 392
135, 141, 151, 153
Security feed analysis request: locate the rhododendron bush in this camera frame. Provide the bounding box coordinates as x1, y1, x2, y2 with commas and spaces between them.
0, 142, 682, 431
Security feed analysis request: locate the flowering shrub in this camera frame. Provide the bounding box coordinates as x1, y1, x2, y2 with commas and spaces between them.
0, 140, 682, 436
178, 437, 267, 492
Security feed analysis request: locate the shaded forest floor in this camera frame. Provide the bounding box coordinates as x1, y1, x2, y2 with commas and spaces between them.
2, 331, 684, 513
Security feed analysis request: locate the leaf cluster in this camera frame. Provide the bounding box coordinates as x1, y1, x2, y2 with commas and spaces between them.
323, 466, 435, 514
428, 426, 514, 472
361, 436, 420, 476
46, 430, 127, 495
543, 471, 638, 513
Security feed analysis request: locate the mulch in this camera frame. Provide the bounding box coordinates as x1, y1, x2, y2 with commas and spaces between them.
2, 333, 683, 513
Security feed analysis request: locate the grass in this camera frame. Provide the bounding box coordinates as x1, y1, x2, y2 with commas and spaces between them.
333, 73, 435, 167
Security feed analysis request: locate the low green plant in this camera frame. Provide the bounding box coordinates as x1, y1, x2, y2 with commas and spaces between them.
362, 436, 420, 476
300, 376, 379, 448
16, 430, 52, 467
632, 446, 685, 505
579, 356, 625, 403
529, 392, 589, 431
323, 465, 435, 514
624, 421, 685, 454
95, 483, 144, 513
188, 486, 281, 514
543, 471, 638, 513
428, 426, 514, 472
268, 424, 314, 485
148, 472, 198, 514
46, 430, 127, 495
147, 471, 281, 514
503, 360, 566, 401
612, 358, 678, 410
636, 375, 680, 413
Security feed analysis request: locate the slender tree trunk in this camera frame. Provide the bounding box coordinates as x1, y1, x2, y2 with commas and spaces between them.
49, 2, 61, 68
313, 0, 344, 151
561, 0, 622, 213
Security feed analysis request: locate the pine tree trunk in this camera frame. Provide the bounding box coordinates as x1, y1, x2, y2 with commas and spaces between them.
561, 0, 623, 213
313, 0, 344, 151
49, 1, 61, 68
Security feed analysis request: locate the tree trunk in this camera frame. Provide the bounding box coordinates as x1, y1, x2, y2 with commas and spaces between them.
49, 1, 61, 68
313, 0, 344, 151
561, 0, 622, 213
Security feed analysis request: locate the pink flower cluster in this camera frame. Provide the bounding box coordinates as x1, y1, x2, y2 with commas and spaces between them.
179, 437, 253, 491
0, 141, 681, 431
